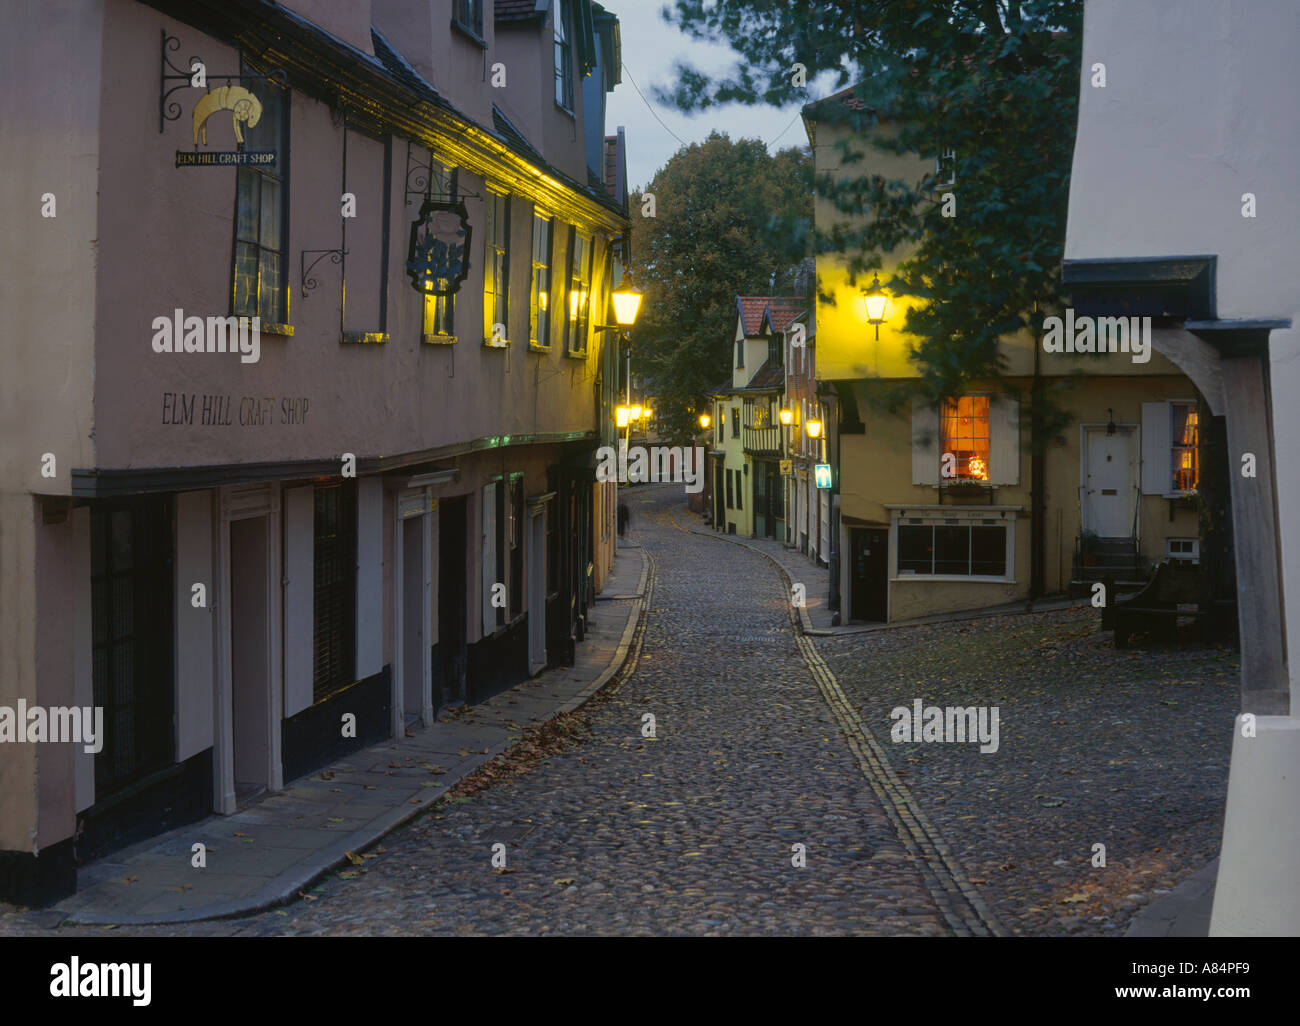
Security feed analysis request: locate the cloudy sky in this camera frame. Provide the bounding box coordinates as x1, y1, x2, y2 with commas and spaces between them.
599, 1, 818, 191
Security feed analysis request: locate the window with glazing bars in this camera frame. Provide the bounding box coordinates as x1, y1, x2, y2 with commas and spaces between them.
566, 227, 592, 354
313, 482, 357, 702
484, 190, 510, 343
530, 213, 552, 345
554, 0, 573, 110
232, 63, 288, 324
91, 499, 175, 796
1171, 402, 1199, 492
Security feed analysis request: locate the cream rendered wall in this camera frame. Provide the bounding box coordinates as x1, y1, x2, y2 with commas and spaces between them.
838, 373, 1198, 622
1067, 0, 1300, 707
0, 0, 104, 854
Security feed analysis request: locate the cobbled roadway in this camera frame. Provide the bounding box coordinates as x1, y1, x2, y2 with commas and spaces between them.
43, 485, 955, 936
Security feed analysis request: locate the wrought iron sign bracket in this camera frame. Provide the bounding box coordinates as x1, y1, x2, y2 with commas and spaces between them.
301, 249, 348, 299
404, 141, 480, 205
160, 29, 287, 134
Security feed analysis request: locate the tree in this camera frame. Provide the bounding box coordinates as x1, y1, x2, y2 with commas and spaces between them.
627, 132, 812, 442
656, 0, 1082, 408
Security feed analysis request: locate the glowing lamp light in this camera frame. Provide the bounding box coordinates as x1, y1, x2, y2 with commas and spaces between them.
779, 408, 794, 426
611, 270, 643, 327
968, 457, 988, 480
863, 273, 889, 340
805, 418, 823, 439
616, 406, 631, 428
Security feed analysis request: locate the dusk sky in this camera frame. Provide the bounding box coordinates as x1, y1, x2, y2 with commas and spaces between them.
600, 1, 824, 190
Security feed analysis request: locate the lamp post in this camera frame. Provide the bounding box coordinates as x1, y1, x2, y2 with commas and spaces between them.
601, 269, 644, 490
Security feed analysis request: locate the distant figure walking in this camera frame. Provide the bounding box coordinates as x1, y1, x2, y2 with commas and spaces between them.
617, 501, 630, 537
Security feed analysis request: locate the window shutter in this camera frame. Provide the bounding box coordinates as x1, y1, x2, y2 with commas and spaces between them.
989, 395, 1020, 486
912, 400, 940, 485
1141, 401, 1172, 494
482, 481, 497, 636
283, 486, 315, 717
355, 476, 383, 680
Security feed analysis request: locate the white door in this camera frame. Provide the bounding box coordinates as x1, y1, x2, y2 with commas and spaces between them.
1084, 427, 1136, 537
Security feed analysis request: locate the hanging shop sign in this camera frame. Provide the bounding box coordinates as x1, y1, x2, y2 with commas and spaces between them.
780, 459, 793, 476
815, 463, 834, 489
406, 200, 473, 296
161, 32, 284, 167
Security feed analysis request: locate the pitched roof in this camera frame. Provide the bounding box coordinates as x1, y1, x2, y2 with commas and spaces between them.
764, 298, 806, 333
717, 358, 784, 395
737, 296, 807, 336
736, 297, 770, 336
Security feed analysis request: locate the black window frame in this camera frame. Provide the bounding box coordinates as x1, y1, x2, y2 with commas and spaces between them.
231, 58, 290, 327
554, 0, 574, 111
897, 521, 1007, 578
90, 497, 176, 797
312, 481, 358, 703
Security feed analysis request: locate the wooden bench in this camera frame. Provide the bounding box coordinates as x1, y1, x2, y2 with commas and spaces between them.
1106, 560, 1205, 647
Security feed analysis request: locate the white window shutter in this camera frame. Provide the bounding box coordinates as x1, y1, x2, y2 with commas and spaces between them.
1141, 401, 1172, 494
283, 486, 315, 717
989, 395, 1020, 486
912, 400, 940, 485
355, 477, 383, 680
482, 481, 497, 637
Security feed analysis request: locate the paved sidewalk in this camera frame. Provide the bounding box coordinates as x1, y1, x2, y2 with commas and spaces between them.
670, 505, 1086, 635
1126, 859, 1216, 937
36, 545, 648, 928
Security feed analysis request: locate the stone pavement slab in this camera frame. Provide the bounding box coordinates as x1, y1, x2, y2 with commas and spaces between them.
1126, 859, 1216, 937
33, 543, 647, 928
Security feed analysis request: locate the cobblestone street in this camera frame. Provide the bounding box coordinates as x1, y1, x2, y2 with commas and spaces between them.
0, 485, 1236, 937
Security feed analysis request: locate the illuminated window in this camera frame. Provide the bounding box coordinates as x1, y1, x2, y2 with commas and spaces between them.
566, 227, 592, 354
232, 61, 288, 325
530, 213, 553, 346
483, 190, 510, 344
423, 290, 454, 338
1171, 402, 1199, 492
941, 395, 991, 481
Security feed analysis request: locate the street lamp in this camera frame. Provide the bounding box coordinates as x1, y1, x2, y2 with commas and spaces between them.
863, 273, 889, 341
699, 412, 712, 430
779, 408, 793, 426
805, 418, 823, 439
599, 267, 645, 471
610, 270, 643, 328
